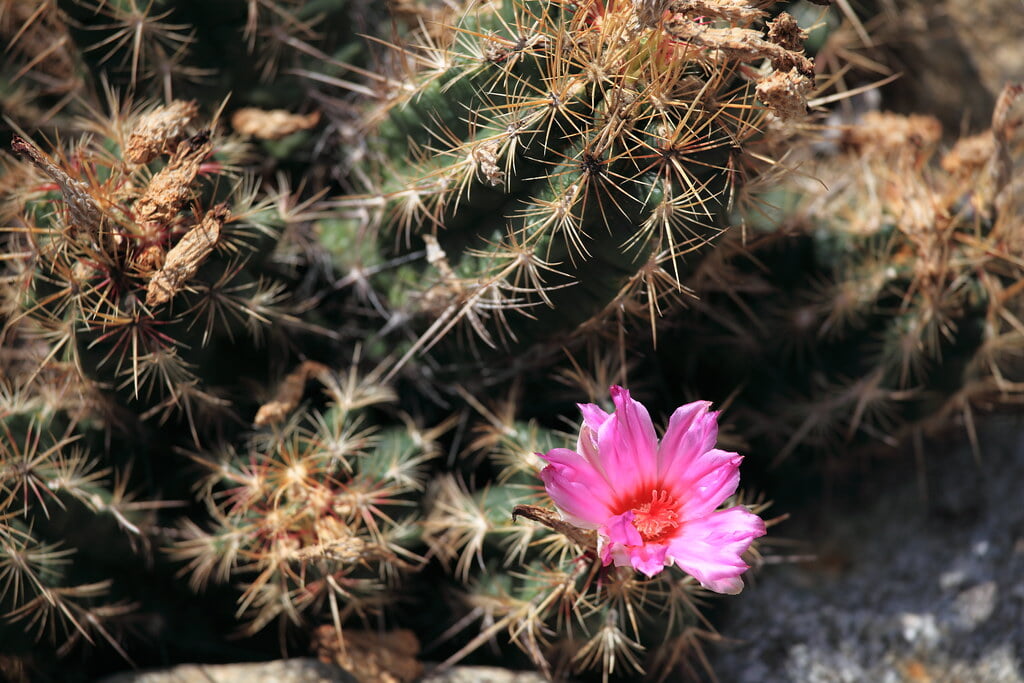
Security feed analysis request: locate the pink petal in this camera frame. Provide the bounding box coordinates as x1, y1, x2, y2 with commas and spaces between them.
607, 542, 670, 577
577, 424, 606, 477
678, 449, 743, 519
666, 506, 766, 594
595, 386, 659, 492
601, 510, 643, 547
600, 511, 671, 577
575, 404, 611, 479
658, 401, 719, 483
628, 543, 669, 577
539, 448, 616, 528
578, 402, 610, 433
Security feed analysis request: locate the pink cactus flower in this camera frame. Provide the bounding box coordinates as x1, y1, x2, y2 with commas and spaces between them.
539, 386, 765, 593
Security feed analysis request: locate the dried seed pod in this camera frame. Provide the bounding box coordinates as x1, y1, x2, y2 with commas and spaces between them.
992, 83, 1024, 143
146, 203, 228, 307
254, 360, 332, 426
755, 67, 813, 121
134, 131, 213, 232
125, 100, 200, 165
230, 108, 321, 140
767, 12, 808, 53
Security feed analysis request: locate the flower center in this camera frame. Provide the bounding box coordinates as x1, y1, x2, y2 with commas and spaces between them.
630, 489, 680, 542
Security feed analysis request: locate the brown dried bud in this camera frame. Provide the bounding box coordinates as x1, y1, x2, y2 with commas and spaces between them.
941, 133, 995, 176
134, 131, 212, 232
767, 13, 807, 53
10, 136, 105, 242
840, 112, 942, 154
254, 360, 332, 426
125, 100, 199, 165
756, 68, 813, 121
990, 83, 1023, 200
512, 504, 599, 551
472, 140, 505, 187
134, 244, 166, 275
146, 203, 228, 307
230, 108, 321, 140
992, 83, 1023, 143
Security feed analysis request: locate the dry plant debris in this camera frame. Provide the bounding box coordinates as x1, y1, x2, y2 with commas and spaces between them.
231, 108, 322, 139
146, 203, 228, 307
126, 100, 200, 164
254, 360, 333, 426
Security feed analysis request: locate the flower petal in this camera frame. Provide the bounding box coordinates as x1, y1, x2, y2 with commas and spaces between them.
627, 543, 669, 577
578, 402, 610, 433
599, 511, 669, 576
595, 386, 659, 492
601, 510, 643, 547
666, 506, 766, 594
539, 448, 616, 528
608, 542, 669, 577
658, 400, 719, 483
577, 424, 605, 475
678, 449, 743, 519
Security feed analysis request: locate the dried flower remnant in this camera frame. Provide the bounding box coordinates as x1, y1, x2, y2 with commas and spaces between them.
539, 386, 765, 593
126, 100, 200, 164
254, 360, 332, 426
663, 6, 814, 120
755, 67, 813, 121
231, 108, 321, 140
133, 131, 213, 232
840, 112, 942, 154
146, 203, 228, 307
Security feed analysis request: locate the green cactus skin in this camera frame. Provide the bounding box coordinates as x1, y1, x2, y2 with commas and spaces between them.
658, 100, 1024, 468
325, 0, 812, 367
421, 409, 757, 680
171, 367, 442, 637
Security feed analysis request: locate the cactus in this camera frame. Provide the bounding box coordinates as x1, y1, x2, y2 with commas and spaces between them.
0, 0, 87, 128
0, 0, 841, 679
2, 106, 303, 433
0, 1, 357, 670
665, 83, 1024, 464
0, 322, 163, 669
326, 0, 816, 368
421, 385, 768, 681
168, 358, 455, 646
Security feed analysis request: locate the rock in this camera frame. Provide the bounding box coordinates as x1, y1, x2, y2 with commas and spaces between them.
708, 417, 1024, 682
98, 658, 358, 683
420, 666, 552, 682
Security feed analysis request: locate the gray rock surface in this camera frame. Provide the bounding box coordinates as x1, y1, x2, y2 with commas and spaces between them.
99, 661, 550, 683
708, 418, 1024, 682
420, 665, 552, 682
98, 658, 358, 683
